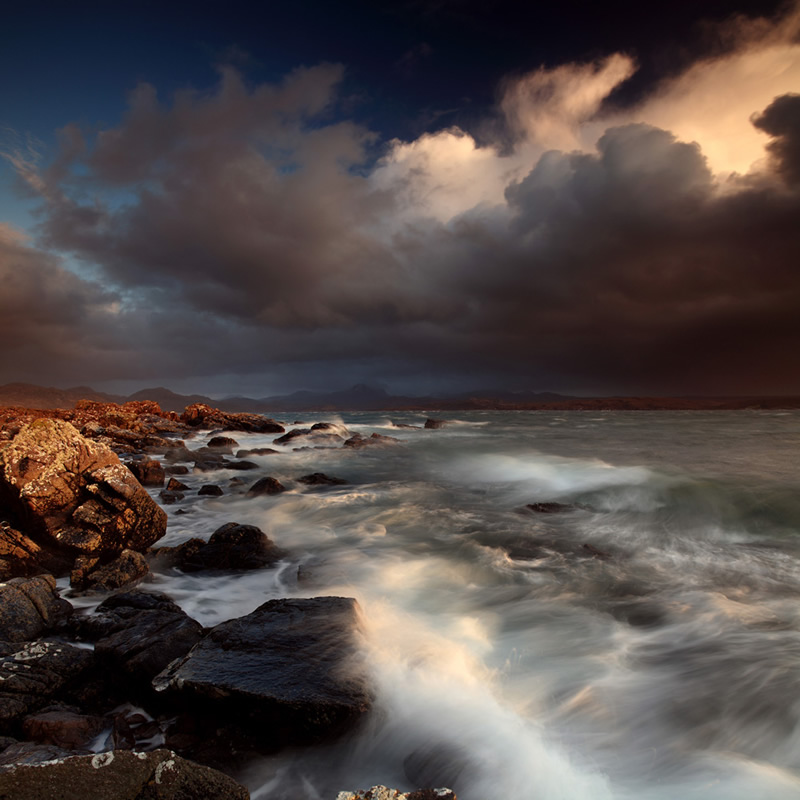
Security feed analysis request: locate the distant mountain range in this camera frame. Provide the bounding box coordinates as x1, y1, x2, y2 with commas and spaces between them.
1, 381, 799, 413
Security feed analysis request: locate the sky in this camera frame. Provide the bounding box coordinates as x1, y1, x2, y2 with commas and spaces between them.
1, 0, 799, 398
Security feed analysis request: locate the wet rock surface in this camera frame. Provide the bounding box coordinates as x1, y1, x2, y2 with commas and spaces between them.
153, 597, 372, 749
344, 433, 400, 449
0, 575, 71, 642
0, 748, 250, 799
298, 472, 348, 486
247, 476, 286, 496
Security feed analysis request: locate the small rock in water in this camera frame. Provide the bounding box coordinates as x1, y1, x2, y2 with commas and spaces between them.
247, 477, 286, 497
297, 472, 348, 486
526, 502, 580, 514
424, 418, 449, 429
198, 484, 224, 496
166, 477, 189, 491
206, 436, 239, 452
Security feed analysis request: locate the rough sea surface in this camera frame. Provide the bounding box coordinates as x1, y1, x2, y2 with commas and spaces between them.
135, 410, 800, 799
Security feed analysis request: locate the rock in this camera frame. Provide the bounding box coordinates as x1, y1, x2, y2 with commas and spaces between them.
391, 422, 422, 429
246, 477, 285, 497
235, 448, 278, 458
0, 642, 94, 732
0, 419, 167, 570
165, 478, 188, 492
335, 788, 456, 800
73, 549, 149, 592
158, 490, 184, 504
0, 575, 71, 642
71, 592, 203, 688
0, 522, 51, 579
164, 465, 189, 475
526, 502, 581, 514
0, 748, 250, 799
343, 433, 400, 449
181, 403, 284, 434
0, 740, 73, 766
225, 460, 259, 471
198, 484, 223, 497
298, 473, 348, 486
206, 436, 239, 452
127, 459, 166, 488
162, 447, 195, 464
424, 418, 449, 429
154, 524, 284, 573
273, 422, 351, 447
21, 709, 106, 750
153, 597, 372, 748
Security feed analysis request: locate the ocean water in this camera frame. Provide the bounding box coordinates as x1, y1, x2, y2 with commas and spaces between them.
144, 410, 800, 799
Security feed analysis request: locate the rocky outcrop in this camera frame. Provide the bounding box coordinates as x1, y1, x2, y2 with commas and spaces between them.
0, 575, 71, 642
0, 642, 95, 732
153, 597, 372, 749
0, 419, 167, 578
336, 788, 456, 800
152, 523, 285, 573
181, 404, 284, 434
0, 748, 250, 799
70, 591, 203, 688
274, 422, 351, 447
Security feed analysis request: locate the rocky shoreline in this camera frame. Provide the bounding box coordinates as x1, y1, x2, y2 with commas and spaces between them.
0, 401, 455, 799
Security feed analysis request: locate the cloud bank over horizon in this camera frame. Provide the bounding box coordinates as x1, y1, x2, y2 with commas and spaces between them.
3, 3, 800, 397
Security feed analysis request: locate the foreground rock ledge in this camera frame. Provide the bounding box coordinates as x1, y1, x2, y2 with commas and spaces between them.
0, 748, 249, 799
154, 596, 372, 748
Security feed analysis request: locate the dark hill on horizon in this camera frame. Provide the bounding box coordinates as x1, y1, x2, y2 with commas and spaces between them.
1, 382, 800, 413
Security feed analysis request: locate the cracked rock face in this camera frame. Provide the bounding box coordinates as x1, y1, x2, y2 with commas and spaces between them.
0, 419, 166, 566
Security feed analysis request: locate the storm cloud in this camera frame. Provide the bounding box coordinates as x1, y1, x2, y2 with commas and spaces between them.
3, 6, 800, 396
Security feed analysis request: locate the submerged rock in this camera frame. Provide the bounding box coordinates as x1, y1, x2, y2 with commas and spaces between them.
423, 418, 449, 430
0, 748, 250, 799
343, 433, 399, 449
298, 473, 348, 486
153, 596, 372, 748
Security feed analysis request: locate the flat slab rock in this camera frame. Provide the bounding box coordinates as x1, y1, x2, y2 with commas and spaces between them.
0, 748, 249, 799
153, 596, 372, 746
336, 788, 456, 800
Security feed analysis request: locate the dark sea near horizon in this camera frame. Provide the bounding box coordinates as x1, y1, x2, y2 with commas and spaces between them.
83, 409, 800, 799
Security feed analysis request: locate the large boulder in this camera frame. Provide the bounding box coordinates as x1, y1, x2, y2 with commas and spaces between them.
181, 404, 284, 434
0, 748, 250, 799
0, 419, 167, 573
153, 597, 372, 748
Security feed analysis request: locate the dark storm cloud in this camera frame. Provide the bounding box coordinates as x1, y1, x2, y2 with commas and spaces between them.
5, 51, 800, 394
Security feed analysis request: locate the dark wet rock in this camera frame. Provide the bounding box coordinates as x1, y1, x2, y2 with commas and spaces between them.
198, 484, 223, 497
0, 642, 94, 732
0, 740, 73, 766
70, 592, 203, 688
0, 419, 167, 572
158, 490, 184, 504
274, 422, 351, 447
182, 403, 284, 434
192, 453, 228, 472
225, 460, 259, 471
154, 524, 284, 573
247, 477, 286, 497
206, 436, 239, 452
73, 549, 149, 592
391, 422, 422, 429
424, 418, 449, 429
0, 748, 250, 799
162, 447, 195, 464
127, 459, 166, 488
164, 465, 189, 475
235, 447, 278, 458
165, 478, 188, 492
0, 575, 72, 642
21, 709, 106, 750
336, 788, 456, 800
153, 597, 372, 748
298, 473, 348, 486
343, 433, 400, 449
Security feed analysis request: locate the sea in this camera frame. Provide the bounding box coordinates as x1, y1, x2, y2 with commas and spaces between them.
118, 410, 800, 799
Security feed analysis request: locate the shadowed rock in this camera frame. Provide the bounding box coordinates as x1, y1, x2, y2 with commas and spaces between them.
343, 433, 399, 449
0, 575, 71, 642
247, 477, 286, 497
298, 473, 348, 486
153, 597, 372, 748
424, 418, 449, 429
127, 459, 165, 487
206, 436, 239, 452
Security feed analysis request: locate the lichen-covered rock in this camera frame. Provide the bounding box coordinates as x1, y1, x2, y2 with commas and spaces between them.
335, 787, 456, 800
0, 575, 72, 642
181, 404, 284, 434
0, 748, 250, 799
0, 419, 167, 571
153, 597, 372, 748
0, 642, 94, 732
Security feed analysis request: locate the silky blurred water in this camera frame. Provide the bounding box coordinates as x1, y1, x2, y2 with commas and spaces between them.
143, 410, 800, 799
